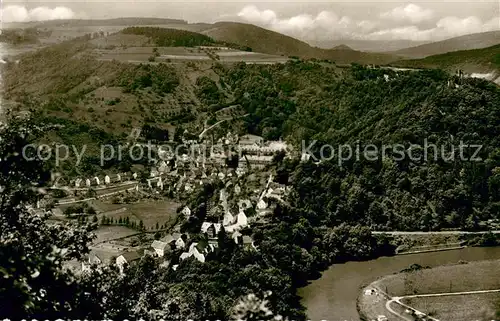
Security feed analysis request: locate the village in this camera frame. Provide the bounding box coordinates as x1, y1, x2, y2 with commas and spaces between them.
34, 131, 293, 274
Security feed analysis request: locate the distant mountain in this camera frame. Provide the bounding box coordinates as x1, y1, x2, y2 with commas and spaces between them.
392, 44, 500, 79
200, 22, 395, 64
309, 39, 429, 52
332, 44, 354, 51
392, 31, 500, 58
3, 18, 188, 29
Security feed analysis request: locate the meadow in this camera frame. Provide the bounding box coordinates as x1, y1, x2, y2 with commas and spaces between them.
375, 259, 500, 297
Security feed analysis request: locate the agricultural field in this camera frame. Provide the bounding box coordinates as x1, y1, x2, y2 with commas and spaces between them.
375, 260, 500, 297
92, 225, 138, 244
93, 46, 289, 64
403, 293, 500, 321
93, 198, 181, 230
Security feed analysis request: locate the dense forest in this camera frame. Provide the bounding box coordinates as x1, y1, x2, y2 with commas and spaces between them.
121, 26, 253, 51
122, 27, 216, 47
212, 61, 500, 231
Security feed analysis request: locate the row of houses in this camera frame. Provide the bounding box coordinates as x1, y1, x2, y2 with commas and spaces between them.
73, 172, 138, 188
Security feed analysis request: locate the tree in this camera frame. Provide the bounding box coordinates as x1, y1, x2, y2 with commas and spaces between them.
0, 115, 96, 318
231, 291, 286, 321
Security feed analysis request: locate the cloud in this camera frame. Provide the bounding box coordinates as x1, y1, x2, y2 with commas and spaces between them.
380, 4, 434, 24
237, 5, 359, 40
235, 5, 500, 42
1, 5, 75, 23
369, 15, 500, 41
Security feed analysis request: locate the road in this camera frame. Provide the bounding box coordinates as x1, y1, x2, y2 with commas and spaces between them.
56, 185, 138, 205
372, 230, 500, 235
383, 289, 500, 321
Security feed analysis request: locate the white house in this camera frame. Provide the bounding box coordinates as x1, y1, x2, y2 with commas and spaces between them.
223, 212, 235, 226
181, 206, 191, 217
179, 243, 206, 263
116, 250, 142, 274
257, 199, 268, 210
236, 212, 248, 227
151, 240, 169, 257
85, 179, 91, 187
75, 178, 82, 188
104, 175, 111, 184
201, 222, 222, 238
94, 177, 100, 186
162, 233, 187, 249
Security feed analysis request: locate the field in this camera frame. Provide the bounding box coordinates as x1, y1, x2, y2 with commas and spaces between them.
93, 225, 138, 244
92, 198, 181, 230
375, 260, 500, 297
403, 293, 500, 321
93, 46, 289, 64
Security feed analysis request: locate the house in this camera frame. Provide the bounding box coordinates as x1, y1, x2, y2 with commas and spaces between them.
242, 236, 256, 250
116, 250, 143, 274
257, 198, 268, 210
208, 223, 222, 238
236, 212, 248, 227
151, 240, 169, 257
232, 231, 242, 244
201, 222, 222, 238
239, 134, 264, 146
104, 175, 111, 184
81, 249, 114, 272
181, 206, 191, 217
174, 233, 187, 249
223, 212, 235, 226
75, 178, 82, 188
179, 242, 206, 263
161, 233, 187, 249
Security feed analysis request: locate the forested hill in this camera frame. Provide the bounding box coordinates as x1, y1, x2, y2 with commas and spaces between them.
214, 62, 500, 231
392, 44, 500, 74
201, 22, 395, 64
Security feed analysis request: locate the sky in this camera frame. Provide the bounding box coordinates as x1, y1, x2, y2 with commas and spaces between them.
1, 1, 499, 42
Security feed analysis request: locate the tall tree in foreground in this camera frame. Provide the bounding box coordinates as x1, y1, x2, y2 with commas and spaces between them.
0, 115, 95, 318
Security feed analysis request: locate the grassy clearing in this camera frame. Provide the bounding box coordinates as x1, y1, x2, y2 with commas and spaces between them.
93, 225, 138, 244
403, 293, 500, 321
94, 199, 181, 229
375, 260, 500, 297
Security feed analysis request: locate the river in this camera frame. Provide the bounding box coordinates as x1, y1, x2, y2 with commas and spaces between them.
298, 247, 500, 321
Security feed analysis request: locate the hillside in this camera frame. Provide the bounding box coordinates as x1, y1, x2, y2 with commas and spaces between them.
201, 21, 317, 57
393, 31, 500, 58
121, 27, 216, 47
201, 21, 395, 64
393, 44, 500, 77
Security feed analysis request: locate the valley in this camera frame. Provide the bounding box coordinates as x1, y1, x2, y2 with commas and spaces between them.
1, 14, 500, 321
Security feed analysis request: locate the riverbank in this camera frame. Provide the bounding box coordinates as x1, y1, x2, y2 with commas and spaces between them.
299, 246, 500, 321
357, 259, 500, 321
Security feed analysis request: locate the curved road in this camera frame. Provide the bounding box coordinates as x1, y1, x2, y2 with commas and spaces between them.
384, 289, 500, 321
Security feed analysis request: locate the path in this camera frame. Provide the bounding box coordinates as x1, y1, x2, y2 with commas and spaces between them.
383, 288, 500, 321
198, 113, 249, 140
